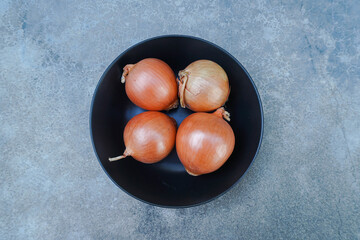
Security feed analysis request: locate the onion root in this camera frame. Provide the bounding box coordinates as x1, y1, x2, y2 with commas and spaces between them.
185, 168, 200, 176
213, 107, 231, 121
166, 99, 179, 111
121, 64, 135, 83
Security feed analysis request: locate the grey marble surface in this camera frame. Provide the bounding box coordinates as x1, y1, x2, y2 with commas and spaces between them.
1, 0, 360, 239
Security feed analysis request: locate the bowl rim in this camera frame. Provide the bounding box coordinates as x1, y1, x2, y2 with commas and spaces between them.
89, 34, 264, 208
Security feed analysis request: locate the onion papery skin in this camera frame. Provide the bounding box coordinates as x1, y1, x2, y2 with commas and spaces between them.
109, 111, 177, 164
176, 107, 235, 176
178, 60, 230, 112
122, 58, 178, 111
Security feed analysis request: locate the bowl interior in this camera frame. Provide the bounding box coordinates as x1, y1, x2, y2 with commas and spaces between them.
90, 36, 263, 207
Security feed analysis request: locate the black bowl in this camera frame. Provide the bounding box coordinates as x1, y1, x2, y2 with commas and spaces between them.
90, 35, 263, 208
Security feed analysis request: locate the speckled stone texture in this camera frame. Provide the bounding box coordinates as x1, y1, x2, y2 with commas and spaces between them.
1, 0, 359, 239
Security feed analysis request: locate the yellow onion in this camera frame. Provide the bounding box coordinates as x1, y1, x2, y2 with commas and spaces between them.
178, 60, 230, 112
176, 107, 235, 176
122, 58, 178, 111
109, 111, 177, 164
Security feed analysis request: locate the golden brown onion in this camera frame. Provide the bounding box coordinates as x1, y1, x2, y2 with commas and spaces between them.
178, 60, 230, 112
122, 58, 178, 111
176, 107, 235, 176
109, 111, 177, 164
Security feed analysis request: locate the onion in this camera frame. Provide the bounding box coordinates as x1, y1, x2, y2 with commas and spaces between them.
109, 111, 177, 164
176, 107, 235, 176
121, 58, 178, 111
178, 60, 230, 112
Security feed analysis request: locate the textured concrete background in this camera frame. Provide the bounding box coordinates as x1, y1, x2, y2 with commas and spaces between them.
1, 0, 360, 239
